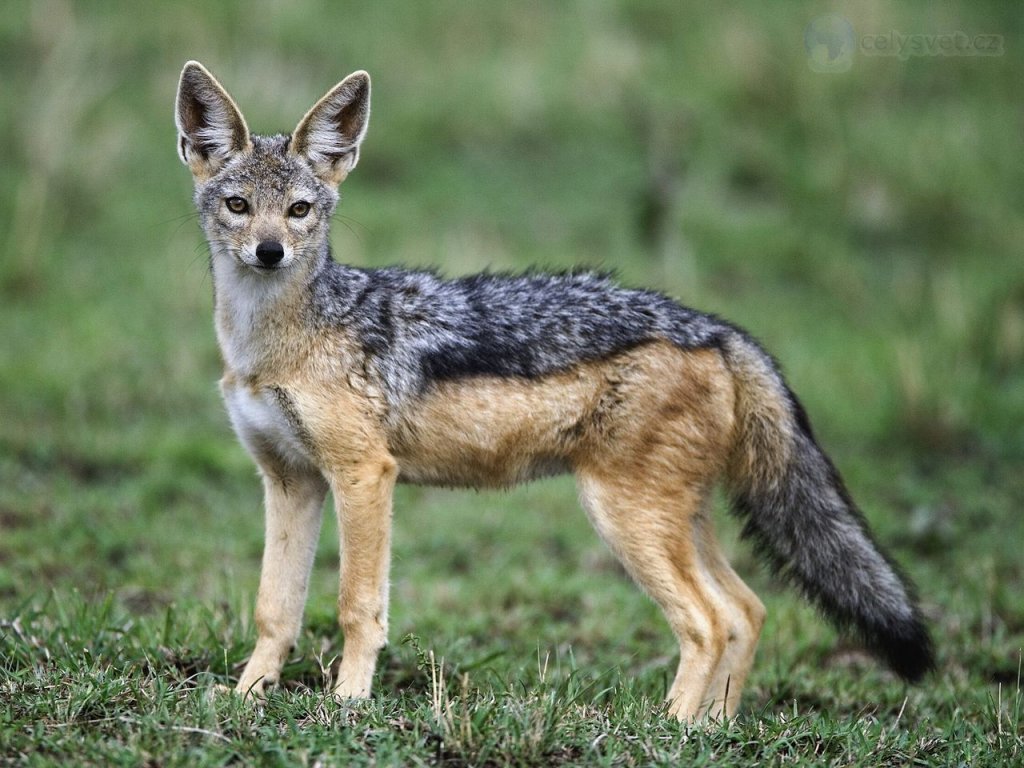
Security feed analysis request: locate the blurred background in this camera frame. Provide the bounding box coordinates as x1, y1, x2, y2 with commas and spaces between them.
0, 0, 1021, 714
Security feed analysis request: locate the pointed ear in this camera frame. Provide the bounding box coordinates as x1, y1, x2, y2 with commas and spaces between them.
175, 61, 251, 180
291, 71, 370, 186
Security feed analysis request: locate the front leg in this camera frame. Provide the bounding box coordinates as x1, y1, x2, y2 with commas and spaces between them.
330, 455, 397, 701
236, 471, 328, 697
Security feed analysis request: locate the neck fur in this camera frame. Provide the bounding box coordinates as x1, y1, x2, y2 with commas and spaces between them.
212, 258, 311, 380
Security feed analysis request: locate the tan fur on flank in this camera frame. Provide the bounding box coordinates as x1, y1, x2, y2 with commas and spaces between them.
229, 333, 764, 718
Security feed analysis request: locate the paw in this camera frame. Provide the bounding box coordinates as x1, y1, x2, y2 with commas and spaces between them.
235, 674, 276, 700
204, 681, 268, 706
332, 680, 371, 703
666, 697, 727, 725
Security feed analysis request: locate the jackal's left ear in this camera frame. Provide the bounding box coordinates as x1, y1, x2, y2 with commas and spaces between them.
175, 61, 251, 180
291, 71, 370, 186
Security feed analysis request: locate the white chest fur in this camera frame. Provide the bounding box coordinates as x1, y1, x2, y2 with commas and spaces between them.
221, 381, 318, 471
212, 258, 299, 377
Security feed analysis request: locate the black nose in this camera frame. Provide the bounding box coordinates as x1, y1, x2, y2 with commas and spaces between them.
255, 241, 285, 266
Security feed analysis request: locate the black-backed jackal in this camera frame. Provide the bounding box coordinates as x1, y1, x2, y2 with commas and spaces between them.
175, 61, 932, 721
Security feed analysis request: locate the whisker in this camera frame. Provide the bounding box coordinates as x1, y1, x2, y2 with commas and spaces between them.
331, 212, 368, 243
155, 210, 201, 227
171, 215, 201, 238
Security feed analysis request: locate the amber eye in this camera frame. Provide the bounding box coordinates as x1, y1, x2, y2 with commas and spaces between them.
225, 196, 249, 214
288, 201, 311, 218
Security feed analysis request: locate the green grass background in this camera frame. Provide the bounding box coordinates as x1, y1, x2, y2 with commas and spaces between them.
1, 1, 1022, 765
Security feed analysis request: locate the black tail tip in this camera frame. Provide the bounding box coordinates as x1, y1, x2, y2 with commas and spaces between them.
875, 619, 935, 682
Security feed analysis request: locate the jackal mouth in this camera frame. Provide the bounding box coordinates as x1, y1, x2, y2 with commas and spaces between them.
247, 258, 286, 272
243, 260, 290, 275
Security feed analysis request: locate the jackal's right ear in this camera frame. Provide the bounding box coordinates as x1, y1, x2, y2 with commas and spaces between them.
291, 71, 370, 186
175, 61, 251, 180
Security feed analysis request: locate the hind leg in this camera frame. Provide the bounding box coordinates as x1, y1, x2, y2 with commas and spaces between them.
693, 514, 765, 718
577, 469, 735, 721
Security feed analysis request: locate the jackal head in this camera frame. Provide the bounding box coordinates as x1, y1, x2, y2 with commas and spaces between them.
175, 61, 369, 274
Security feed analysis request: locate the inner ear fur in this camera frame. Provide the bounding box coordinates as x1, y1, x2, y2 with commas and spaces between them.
291, 71, 371, 186
175, 61, 251, 179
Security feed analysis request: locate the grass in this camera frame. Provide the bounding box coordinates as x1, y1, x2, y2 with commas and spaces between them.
2, 1, 1023, 764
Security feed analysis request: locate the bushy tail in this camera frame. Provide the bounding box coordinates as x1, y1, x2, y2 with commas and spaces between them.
719, 331, 933, 680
